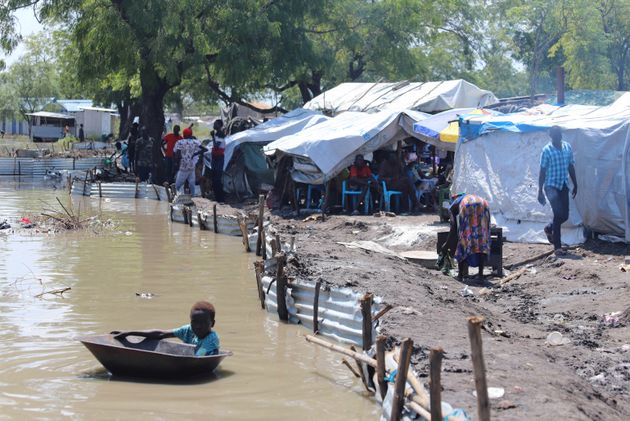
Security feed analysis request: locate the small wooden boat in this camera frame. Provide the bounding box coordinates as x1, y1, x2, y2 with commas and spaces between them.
80, 334, 231, 379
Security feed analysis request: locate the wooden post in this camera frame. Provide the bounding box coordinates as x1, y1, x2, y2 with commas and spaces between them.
212, 204, 218, 233
253, 261, 265, 309
350, 344, 372, 392
182, 206, 188, 225
275, 234, 281, 254
391, 338, 413, 421
376, 336, 387, 400
430, 347, 444, 421
152, 184, 161, 201
270, 238, 278, 257
468, 316, 490, 421
67, 175, 72, 194
290, 235, 296, 252
135, 177, 140, 199
188, 207, 194, 227
261, 227, 268, 260
276, 253, 289, 321
197, 211, 206, 230
239, 218, 251, 252
361, 293, 374, 351
313, 281, 321, 333
256, 194, 265, 256
98, 181, 102, 198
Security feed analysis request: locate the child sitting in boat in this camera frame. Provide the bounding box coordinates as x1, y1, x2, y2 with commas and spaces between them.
112, 301, 220, 356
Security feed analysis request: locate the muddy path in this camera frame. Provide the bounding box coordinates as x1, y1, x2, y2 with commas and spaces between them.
271, 212, 630, 420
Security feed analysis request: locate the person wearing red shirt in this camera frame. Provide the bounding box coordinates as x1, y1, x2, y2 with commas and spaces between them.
347, 154, 375, 214
162, 125, 182, 183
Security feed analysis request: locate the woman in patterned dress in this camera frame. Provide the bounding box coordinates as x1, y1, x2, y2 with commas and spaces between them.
442, 193, 491, 281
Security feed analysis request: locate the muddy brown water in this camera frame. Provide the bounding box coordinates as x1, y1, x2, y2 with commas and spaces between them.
0, 179, 377, 419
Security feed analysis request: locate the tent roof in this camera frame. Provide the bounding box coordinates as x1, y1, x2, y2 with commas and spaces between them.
223, 108, 329, 170
461, 99, 630, 141
264, 109, 429, 184
303, 79, 498, 114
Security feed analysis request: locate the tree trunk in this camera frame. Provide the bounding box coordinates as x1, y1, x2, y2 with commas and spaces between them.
139, 69, 169, 184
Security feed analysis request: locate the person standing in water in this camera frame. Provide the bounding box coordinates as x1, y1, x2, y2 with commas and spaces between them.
538, 125, 578, 256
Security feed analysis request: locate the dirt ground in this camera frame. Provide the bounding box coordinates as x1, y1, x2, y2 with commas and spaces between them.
269, 212, 630, 420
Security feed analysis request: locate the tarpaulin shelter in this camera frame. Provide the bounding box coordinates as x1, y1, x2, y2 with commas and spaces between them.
221, 108, 329, 196
412, 108, 490, 151
264, 109, 429, 185
452, 98, 630, 244
303, 80, 498, 114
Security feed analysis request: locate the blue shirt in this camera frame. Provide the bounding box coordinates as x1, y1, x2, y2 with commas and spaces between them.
540, 141, 574, 189
172, 324, 220, 356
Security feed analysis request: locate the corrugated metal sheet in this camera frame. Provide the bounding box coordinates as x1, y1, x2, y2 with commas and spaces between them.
0, 158, 34, 176
0, 157, 104, 176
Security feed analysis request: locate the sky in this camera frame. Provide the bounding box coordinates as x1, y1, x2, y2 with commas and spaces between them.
1, 7, 44, 66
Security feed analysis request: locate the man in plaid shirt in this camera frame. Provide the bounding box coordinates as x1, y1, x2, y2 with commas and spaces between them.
538, 125, 578, 255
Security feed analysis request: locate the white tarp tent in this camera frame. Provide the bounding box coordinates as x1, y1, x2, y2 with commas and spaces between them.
223, 108, 329, 170
303, 80, 498, 114
453, 100, 630, 244
264, 109, 429, 185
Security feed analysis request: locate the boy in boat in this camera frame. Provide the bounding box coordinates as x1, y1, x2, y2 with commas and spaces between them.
112, 301, 220, 356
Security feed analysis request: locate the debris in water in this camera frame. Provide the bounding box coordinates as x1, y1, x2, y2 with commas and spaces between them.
602, 311, 622, 327
546, 331, 570, 346
125, 231, 133, 236
136, 292, 156, 299
0, 220, 10, 230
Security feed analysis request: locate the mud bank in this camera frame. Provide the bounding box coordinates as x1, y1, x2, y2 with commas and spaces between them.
268, 212, 630, 420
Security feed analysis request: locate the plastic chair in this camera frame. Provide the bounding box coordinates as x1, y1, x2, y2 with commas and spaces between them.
381, 180, 403, 212
342, 180, 371, 214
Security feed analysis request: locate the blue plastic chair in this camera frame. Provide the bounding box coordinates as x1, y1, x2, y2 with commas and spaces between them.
381, 180, 403, 212
342, 180, 371, 214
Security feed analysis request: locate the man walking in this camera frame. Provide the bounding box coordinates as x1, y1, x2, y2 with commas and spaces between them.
538, 125, 578, 256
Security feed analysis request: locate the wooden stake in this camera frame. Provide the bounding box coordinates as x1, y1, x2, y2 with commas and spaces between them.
98, 181, 102, 197
197, 211, 206, 230
276, 253, 288, 321
306, 334, 377, 367
373, 304, 394, 323
212, 204, 218, 233
376, 335, 387, 400
342, 358, 361, 378
187, 207, 193, 227
275, 233, 281, 254
239, 218, 251, 252
270, 238, 278, 257
391, 338, 413, 421
468, 316, 490, 421
350, 344, 372, 392
261, 227, 268, 260
256, 194, 265, 256
430, 347, 444, 421
313, 281, 321, 333
361, 293, 374, 351
253, 261, 265, 309
290, 235, 296, 252
152, 184, 161, 201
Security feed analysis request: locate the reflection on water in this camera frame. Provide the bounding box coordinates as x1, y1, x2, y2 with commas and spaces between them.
0, 179, 377, 419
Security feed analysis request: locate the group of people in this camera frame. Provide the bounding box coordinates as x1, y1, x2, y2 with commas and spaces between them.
343, 144, 451, 215
115, 118, 227, 201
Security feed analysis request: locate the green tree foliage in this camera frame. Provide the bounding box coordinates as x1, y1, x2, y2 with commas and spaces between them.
1, 32, 61, 136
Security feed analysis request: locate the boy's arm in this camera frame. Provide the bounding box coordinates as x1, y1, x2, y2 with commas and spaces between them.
111, 330, 175, 341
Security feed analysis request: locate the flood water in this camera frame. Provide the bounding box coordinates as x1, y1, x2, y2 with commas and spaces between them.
0, 179, 377, 419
